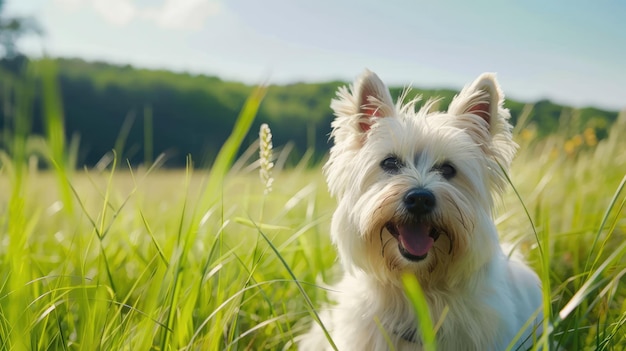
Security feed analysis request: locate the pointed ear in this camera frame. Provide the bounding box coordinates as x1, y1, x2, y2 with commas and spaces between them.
330, 69, 395, 137
448, 73, 517, 182
354, 70, 395, 131
448, 72, 503, 129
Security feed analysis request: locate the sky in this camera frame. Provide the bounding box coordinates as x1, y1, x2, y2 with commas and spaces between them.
6, 0, 626, 110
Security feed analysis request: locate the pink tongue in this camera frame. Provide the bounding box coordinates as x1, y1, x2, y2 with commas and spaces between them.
398, 222, 434, 257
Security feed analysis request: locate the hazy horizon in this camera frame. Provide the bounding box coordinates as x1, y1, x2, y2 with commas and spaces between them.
7, 0, 626, 110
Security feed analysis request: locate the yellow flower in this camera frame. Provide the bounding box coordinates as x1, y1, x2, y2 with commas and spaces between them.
520, 128, 535, 141
584, 128, 597, 147
564, 139, 576, 156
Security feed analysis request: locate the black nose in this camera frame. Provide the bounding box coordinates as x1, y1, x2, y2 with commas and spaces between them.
403, 189, 436, 215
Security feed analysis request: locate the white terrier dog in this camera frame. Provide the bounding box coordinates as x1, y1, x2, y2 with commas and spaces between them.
299, 70, 543, 350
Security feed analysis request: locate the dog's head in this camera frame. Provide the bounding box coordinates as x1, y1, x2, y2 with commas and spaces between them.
324, 70, 517, 285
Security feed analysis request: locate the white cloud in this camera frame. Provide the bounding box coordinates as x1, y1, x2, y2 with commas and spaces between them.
92, 0, 136, 27
55, 0, 85, 7
55, 0, 218, 30
53, 0, 86, 12
142, 0, 220, 31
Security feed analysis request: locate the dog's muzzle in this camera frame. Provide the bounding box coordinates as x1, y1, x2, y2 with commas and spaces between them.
385, 188, 440, 261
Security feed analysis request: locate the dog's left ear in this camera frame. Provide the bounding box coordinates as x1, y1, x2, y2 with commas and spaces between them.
448, 73, 517, 175
448, 73, 504, 135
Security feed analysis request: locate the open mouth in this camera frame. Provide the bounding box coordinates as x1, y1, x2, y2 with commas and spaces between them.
385, 221, 440, 262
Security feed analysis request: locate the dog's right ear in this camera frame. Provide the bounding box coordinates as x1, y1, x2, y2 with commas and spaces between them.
352, 70, 395, 132
330, 70, 395, 141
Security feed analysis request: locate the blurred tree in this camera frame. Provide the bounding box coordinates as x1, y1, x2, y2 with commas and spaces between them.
0, 0, 42, 72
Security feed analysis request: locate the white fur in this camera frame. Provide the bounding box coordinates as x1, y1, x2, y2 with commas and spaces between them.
299, 70, 543, 350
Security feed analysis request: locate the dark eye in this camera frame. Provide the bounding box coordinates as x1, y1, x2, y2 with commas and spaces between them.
381, 156, 402, 173
434, 162, 456, 180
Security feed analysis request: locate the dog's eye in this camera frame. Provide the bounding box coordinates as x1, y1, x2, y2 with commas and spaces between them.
381, 156, 402, 173
434, 162, 456, 180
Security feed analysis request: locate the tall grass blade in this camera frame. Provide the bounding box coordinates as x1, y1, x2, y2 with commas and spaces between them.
113, 110, 136, 165
199, 85, 267, 212
2, 63, 36, 351
402, 274, 437, 351
39, 58, 74, 213
583, 174, 626, 278
255, 224, 338, 350
144, 104, 153, 167
558, 240, 626, 322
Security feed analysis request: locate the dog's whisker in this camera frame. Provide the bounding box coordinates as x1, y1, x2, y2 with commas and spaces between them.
438, 230, 454, 255
373, 191, 401, 219
381, 238, 394, 258
379, 227, 386, 257
427, 259, 437, 273
447, 193, 469, 232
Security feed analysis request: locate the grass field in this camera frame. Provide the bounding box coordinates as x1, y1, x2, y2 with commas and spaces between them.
1, 79, 625, 350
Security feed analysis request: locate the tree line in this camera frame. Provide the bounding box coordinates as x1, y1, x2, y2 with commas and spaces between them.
0, 57, 619, 168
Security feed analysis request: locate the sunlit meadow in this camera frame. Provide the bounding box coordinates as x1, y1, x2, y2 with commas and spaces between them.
0, 67, 625, 350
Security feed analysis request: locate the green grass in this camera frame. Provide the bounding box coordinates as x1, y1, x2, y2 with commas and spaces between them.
0, 65, 625, 349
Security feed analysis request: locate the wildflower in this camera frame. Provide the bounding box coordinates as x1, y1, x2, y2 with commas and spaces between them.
584, 127, 597, 147
564, 139, 576, 156
520, 128, 536, 142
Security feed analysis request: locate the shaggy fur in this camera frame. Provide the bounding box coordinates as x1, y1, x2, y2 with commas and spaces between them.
299, 70, 542, 350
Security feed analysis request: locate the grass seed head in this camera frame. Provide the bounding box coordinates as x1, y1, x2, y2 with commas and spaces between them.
259, 123, 274, 194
